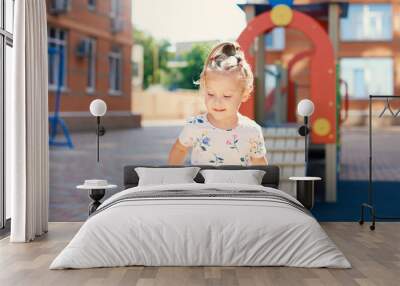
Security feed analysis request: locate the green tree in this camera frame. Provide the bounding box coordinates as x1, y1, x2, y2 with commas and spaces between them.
133, 28, 172, 89
178, 44, 211, 90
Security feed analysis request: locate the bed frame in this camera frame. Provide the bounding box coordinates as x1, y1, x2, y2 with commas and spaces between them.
123, 165, 280, 189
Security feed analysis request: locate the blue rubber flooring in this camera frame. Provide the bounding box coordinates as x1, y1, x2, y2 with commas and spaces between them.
312, 180, 400, 221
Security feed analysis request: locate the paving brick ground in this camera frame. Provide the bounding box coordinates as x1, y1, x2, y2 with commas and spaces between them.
338, 126, 400, 181
50, 125, 400, 222
50, 125, 186, 222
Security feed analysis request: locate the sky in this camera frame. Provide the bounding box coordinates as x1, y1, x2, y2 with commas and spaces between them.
132, 0, 248, 44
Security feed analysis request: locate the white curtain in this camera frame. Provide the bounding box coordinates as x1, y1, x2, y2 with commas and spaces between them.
7, 0, 49, 242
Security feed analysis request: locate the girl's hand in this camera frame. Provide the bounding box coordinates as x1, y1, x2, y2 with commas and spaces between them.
251, 156, 268, 166
168, 139, 189, 165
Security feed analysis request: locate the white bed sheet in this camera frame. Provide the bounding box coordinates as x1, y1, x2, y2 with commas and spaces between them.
50, 183, 351, 269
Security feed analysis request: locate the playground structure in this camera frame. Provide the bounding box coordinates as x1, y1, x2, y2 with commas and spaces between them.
48, 45, 74, 149
237, 1, 349, 202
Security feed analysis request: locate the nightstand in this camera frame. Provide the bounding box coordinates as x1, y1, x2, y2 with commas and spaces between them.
77, 180, 117, 215
289, 177, 321, 210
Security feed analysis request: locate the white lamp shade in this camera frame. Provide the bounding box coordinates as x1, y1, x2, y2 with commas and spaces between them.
297, 99, 315, 117
89, 99, 107, 117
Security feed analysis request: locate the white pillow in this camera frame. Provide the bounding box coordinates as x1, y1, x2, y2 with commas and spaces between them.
135, 167, 200, 186
200, 169, 266, 185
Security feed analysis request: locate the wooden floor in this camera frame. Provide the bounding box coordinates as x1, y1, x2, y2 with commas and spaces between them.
0, 222, 399, 286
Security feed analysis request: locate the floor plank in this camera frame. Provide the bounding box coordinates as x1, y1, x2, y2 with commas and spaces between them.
1, 222, 399, 286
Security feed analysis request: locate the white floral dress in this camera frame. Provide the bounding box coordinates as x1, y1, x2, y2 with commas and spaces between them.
178, 113, 267, 166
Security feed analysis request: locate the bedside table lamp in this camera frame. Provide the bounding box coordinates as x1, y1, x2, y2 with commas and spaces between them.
78, 99, 116, 216
297, 99, 315, 175
89, 99, 107, 162
292, 99, 320, 210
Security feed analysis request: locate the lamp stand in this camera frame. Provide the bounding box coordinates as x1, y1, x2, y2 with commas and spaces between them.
95, 117, 106, 162
96, 116, 100, 162
298, 116, 310, 176
304, 115, 309, 176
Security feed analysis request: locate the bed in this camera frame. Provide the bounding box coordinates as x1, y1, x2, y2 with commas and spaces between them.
50, 165, 351, 269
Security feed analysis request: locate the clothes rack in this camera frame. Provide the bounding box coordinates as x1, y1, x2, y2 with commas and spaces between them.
359, 95, 400, 230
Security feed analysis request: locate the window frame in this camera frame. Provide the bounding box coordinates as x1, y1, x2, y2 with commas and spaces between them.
50, 0, 70, 13
265, 27, 285, 51
340, 3, 393, 42
48, 26, 68, 92
1, 0, 14, 230
108, 47, 122, 95
340, 57, 394, 100
110, 0, 120, 19
86, 38, 96, 94
88, 0, 96, 11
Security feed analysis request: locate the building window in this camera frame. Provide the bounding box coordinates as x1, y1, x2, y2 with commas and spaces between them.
265, 27, 285, 51
109, 47, 122, 94
1, 0, 15, 229
88, 0, 95, 10
48, 27, 67, 90
132, 62, 139, 78
340, 58, 393, 99
110, 0, 124, 33
87, 38, 96, 93
265, 65, 279, 96
110, 0, 120, 18
49, 0, 70, 14
340, 4, 392, 41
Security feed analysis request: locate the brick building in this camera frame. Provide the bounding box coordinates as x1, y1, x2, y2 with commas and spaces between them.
46, 0, 140, 131
242, 0, 400, 126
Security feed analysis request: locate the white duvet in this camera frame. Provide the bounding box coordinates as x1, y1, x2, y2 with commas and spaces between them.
50, 183, 351, 269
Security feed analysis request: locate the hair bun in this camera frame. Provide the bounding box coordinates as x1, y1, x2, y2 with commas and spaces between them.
221, 56, 239, 70
210, 43, 244, 71
222, 44, 236, 57
199, 41, 254, 95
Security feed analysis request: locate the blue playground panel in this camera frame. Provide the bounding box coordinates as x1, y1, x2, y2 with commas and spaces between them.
269, 0, 294, 7
48, 45, 74, 149
312, 180, 400, 221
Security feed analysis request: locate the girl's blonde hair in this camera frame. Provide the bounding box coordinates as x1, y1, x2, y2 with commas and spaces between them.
196, 41, 254, 96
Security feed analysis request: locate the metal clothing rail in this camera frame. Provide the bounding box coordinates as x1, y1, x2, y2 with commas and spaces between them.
359, 95, 400, 230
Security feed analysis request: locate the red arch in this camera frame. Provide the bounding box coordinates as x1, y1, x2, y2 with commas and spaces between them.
287, 50, 313, 122
237, 10, 336, 144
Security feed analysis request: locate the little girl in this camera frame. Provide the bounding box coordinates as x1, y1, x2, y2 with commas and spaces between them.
168, 42, 268, 166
